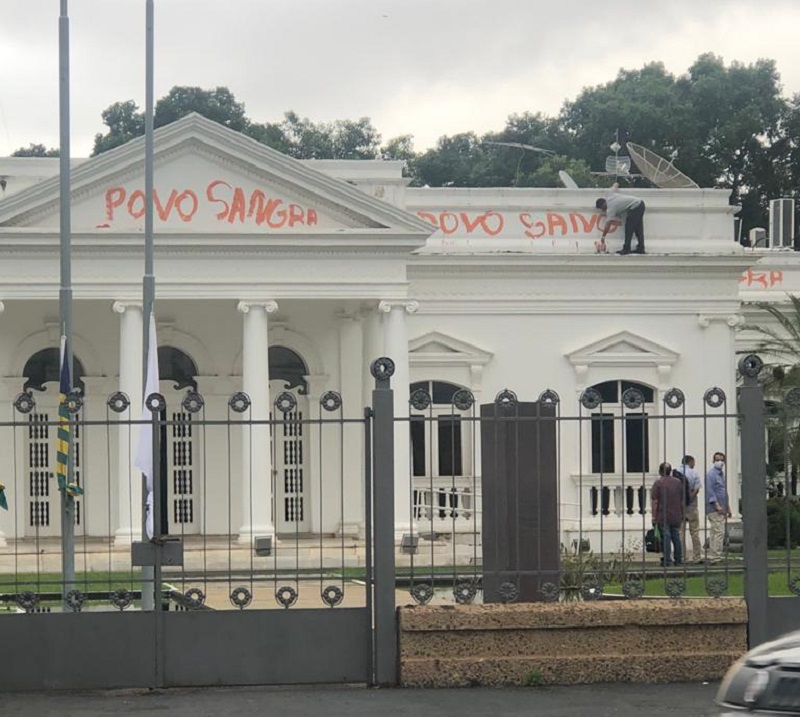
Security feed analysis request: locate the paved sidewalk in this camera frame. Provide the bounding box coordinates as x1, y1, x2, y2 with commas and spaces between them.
0, 682, 722, 717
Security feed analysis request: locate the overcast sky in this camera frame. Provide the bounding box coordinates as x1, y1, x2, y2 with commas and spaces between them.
2, 0, 800, 157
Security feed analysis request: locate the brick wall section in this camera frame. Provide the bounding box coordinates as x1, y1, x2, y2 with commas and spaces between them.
398, 599, 748, 687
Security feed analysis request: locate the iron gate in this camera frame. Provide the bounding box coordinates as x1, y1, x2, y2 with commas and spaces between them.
390, 354, 800, 648
0, 361, 397, 690
2, 353, 799, 692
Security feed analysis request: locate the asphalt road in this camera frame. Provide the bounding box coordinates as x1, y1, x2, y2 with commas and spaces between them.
0, 682, 722, 717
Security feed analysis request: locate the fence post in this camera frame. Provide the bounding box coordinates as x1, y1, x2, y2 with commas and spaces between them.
739, 354, 768, 648
370, 357, 397, 686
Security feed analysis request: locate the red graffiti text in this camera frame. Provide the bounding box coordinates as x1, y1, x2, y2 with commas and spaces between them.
103, 181, 319, 229
739, 269, 783, 288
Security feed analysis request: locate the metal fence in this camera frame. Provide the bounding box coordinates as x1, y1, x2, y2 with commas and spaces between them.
0, 374, 391, 690
1, 353, 798, 690
1, 387, 373, 614
398, 355, 799, 629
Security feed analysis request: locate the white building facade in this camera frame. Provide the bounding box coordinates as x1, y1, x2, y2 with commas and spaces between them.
0, 114, 771, 549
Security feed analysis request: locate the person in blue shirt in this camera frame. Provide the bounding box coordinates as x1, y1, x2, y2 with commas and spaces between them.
678, 455, 703, 563
705, 452, 731, 562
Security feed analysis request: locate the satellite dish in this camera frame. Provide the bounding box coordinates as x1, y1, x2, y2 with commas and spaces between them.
626, 143, 699, 189
559, 170, 579, 189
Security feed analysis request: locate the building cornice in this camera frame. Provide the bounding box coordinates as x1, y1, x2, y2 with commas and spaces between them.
408, 254, 754, 271
0, 228, 426, 253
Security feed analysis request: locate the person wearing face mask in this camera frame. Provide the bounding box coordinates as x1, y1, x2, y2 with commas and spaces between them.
705, 452, 731, 562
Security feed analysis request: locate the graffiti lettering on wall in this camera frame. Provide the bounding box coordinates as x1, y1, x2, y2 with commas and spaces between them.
416, 210, 614, 240
739, 269, 784, 289
102, 182, 319, 228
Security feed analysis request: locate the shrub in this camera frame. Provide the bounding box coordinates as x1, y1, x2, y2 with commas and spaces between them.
766, 496, 800, 549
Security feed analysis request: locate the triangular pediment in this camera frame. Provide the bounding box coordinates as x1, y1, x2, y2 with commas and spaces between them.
566, 331, 679, 367
409, 331, 492, 366
0, 114, 432, 239
597, 340, 646, 355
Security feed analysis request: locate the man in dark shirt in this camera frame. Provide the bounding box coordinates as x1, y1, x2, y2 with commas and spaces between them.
651, 461, 685, 566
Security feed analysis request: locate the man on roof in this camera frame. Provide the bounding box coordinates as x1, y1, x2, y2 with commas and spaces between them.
595, 183, 646, 255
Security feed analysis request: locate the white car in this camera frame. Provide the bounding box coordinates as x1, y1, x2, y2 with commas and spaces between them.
717, 630, 800, 713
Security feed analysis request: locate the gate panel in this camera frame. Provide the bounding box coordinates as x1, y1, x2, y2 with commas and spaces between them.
163, 609, 370, 686
1, 369, 387, 691
2, 613, 155, 691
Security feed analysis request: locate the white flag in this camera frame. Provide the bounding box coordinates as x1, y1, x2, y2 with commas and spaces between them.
135, 314, 159, 540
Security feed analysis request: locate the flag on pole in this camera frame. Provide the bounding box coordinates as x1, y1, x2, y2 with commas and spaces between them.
57, 335, 83, 498
135, 314, 159, 540
0, 482, 7, 511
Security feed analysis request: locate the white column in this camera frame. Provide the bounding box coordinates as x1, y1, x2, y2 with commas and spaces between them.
339, 311, 365, 536
378, 299, 418, 537
237, 300, 278, 543
112, 301, 143, 546
362, 304, 383, 404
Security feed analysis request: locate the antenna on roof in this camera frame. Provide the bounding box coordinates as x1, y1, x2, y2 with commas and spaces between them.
482, 141, 555, 155
482, 141, 556, 186
626, 143, 699, 189
590, 129, 642, 181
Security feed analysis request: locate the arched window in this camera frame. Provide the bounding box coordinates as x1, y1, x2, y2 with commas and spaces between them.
589, 380, 655, 475
268, 346, 309, 533
410, 380, 466, 478
157, 347, 199, 532
269, 346, 308, 394
158, 346, 198, 391
21, 348, 87, 537
409, 380, 476, 527
23, 349, 86, 393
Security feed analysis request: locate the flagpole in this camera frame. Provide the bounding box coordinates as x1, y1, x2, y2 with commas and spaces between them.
58, 0, 76, 605
141, 0, 156, 612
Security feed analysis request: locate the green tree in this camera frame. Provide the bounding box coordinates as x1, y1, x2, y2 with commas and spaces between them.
154, 86, 249, 131
93, 87, 249, 155
92, 100, 145, 155
780, 93, 800, 209
746, 297, 800, 480
527, 155, 600, 189
559, 62, 690, 177
558, 54, 789, 232
277, 112, 381, 160
11, 143, 59, 157
748, 296, 800, 366
681, 54, 785, 231
244, 121, 292, 154
329, 117, 381, 159
412, 112, 574, 188
381, 134, 415, 162
381, 134, 417, 180
414, 132, 486, 187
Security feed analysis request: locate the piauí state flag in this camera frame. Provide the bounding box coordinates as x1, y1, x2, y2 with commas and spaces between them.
57, 335, 83, 498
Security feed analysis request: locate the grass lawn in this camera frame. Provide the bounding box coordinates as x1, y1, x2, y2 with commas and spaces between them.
605, 570, 798, 597
0, 570, 142, 597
